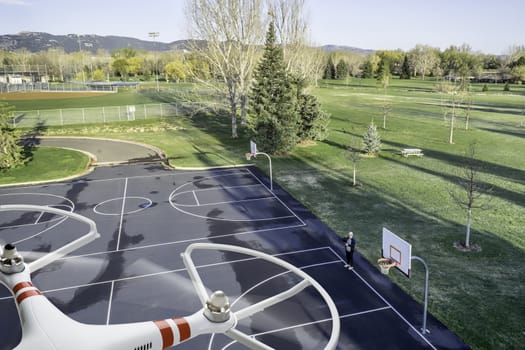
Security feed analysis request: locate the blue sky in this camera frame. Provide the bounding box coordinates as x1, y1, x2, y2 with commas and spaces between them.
0, 0, 523, 54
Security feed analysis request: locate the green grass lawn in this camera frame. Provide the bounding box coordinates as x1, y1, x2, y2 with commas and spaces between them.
0, 147, 90, 186
5, 78, 525, 350
0, 89, 160, 110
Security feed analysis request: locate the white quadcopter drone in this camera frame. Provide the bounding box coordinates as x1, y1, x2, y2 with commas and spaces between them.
0, 204, 340, 350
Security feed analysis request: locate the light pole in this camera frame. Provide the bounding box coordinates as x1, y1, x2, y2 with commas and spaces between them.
245, 152, 273, 191
148, 31, 160, 92
77, 34, 86, 84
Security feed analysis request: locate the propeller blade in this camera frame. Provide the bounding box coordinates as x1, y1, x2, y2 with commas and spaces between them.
225, 328, 275, 350
180, 250, 210, 307
234, 279, 310, 321
0, 205, 99, 273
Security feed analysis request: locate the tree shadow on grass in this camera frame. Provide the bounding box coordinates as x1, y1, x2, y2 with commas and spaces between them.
383, 154, 524, 209
19, 122, 48, 162
383, 139, 525, 186
478, 127, 525, 140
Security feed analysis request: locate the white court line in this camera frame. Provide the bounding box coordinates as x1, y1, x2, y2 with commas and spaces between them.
189, 183, 263, 194
0, 193, 74, 229
115, 178, 128, 251
217, 306, 394, 350
0, 247, 335, 299
56, 222, 307, 262
245, 168, 306, 226
169, 171, 304, 223
251, 306, 393, 337
12, 216, 68, 245
106, 281, 115, 325
0, 167, 251, 191
178, 194, 275, 208
169, 172, 259, 200
170, 197, 299, 222
192, 190, 200, 206
327, 246, 437, 350
90, 167, 250, 184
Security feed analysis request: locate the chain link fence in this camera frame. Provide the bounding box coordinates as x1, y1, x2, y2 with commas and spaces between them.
11, 100, 226, 128
0, 82, 123, 93
11, 103, 180, 128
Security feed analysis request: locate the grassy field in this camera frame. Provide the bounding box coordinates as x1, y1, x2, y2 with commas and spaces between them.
0, 147, 90, 186
4, 79, 525, 349
0, 89, 159, 110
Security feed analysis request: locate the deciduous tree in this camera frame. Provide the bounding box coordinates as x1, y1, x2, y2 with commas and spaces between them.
448, 142, 491, 249
185, 0, 265, 138
409, 44, 439, 80
345, 137, 361, 187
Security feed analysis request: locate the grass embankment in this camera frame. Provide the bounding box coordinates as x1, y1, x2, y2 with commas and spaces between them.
0, 147, 89, 186
5, 80, 525, 349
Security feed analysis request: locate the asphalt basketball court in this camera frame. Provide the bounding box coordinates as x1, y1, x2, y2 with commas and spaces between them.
0, 161, 470, 349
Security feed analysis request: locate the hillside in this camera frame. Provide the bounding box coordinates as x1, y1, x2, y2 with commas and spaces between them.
0, 32, 191, 53
0, 32, 371, 55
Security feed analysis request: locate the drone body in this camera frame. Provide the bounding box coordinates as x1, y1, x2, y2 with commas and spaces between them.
0, 205, 339, 350
0, 244, 235, 350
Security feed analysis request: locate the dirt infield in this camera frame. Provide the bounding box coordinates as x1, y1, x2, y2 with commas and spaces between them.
0, 91, 108, 101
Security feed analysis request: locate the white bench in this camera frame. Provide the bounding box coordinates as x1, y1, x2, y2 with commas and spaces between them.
401, 148, 423, 157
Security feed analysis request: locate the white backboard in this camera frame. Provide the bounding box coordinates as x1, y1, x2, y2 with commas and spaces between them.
250, 140, 257, 156
382, 227, 412, 277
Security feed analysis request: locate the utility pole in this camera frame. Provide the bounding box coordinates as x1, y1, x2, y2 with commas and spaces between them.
148, 32, 160, 92
77, 34, 86, 84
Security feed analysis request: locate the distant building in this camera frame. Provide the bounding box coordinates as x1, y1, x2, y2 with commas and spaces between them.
0, 65, 49, 84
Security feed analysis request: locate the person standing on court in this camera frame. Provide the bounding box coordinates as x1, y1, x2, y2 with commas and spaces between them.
342, 231, 356, 270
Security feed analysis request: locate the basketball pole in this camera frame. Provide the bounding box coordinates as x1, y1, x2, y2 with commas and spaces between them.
245, 151, 273, 192
411, 256, 430, 334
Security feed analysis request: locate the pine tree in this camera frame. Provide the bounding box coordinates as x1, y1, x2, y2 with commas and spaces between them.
322, 56, 336, 80
248, 22, 299, 155
0, 103, 24, 170
400, 55, 411, 79
377, 59, 391, 89
361, 61, 374, 78
335, 60, 349, 80
362, 122, 381, 156
296, 91, 330, 141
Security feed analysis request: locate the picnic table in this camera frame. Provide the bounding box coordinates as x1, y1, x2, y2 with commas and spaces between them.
401, 148, 423, 157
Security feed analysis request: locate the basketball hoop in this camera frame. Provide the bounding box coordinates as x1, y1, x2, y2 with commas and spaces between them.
377, 258, 399, 275
245, 152, 254, 161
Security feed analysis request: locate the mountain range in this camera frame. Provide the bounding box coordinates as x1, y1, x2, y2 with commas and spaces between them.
0, 32, 373, 55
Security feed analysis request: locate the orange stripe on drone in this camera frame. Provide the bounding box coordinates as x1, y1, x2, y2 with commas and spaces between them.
153, 320, 174, 349
13, 281, 33, 294
173, 317, 191, 342
16, 289, 42, 304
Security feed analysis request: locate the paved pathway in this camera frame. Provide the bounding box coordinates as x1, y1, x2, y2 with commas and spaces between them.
24, 136, 165, 165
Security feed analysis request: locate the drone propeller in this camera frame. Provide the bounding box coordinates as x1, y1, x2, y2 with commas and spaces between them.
0, 205, 100, 273
182, 243, 341, 350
